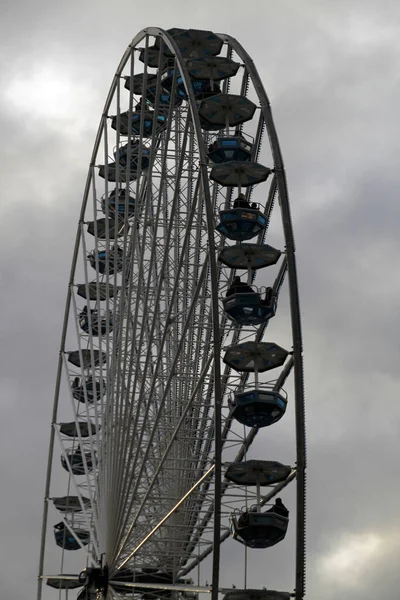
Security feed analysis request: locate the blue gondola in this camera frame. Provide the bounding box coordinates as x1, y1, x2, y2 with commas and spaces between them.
71, 376, 105, 403
79, 307, 113, 336
229, 389, 287, 428
230, 510, 288, 549
87, 218, 126, 240
223, 291, 276, 326
145, 84, 183, 108
115, 142, 151, 171
54, 522, 90, 551
111, 109, 166, 137
216, 207, 267, 241
162, 68, 221, 101
124, 73, 158, 94
102, 189, 135, 217
139, 45, 171, 69
88, 247, 124, 275
130, 111, 167, 136
208, 136, 252, 164
98, 162, 137, 183
61, 448, 94, 476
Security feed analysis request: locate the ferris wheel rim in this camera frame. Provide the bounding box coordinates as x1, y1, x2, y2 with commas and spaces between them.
216, 33, 306, 599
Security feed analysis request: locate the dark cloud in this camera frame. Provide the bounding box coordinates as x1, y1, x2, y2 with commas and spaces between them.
0, 1, 399, 599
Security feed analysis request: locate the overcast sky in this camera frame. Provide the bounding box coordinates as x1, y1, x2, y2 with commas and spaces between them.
1, 1, 399, 599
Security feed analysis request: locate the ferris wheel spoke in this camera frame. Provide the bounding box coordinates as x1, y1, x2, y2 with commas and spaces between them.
109, 166, 205, 500
105, 120, 195, 545
115, 104, 190, 408
118, 464, 216, 569
113, 351, 214, 564
111, 257, 211, 563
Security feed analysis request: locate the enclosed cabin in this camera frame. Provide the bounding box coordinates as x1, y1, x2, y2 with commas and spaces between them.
227, 462, 290, 548
155, 29, 225, 102
79, 306, 113, 336
223, 276, 276, 326
213, 162, 271, 241
88, 247, 124, 275
216, 198, 268, 241
139, 72, 184, 110
53, 495, 91, 513
208, 136, 252, 164
139, 44, 173, 69
54, 521, 90, 551
224, 341, 289, 428
137, 43, 176, 108
60, 421, 97, 439
230, 498, 289, 549
161, 67, 221, 102
219, 244, 281, 325
125, 73, 158, 94
114, 141, 151, 173
71, 376, 106, 403
145, 85, 184, 109
124, 69, 181, 110
77, 282, 119, 302
68, 349, 107, 369
98, 162, 137, 183
230, 388, 287, 428
131, 105, 166, 136
61, 446, 94, 475
101, 189, 135, 218
87, 218, 128, 242
111, 107, 166, 138
211, 144, 272, 243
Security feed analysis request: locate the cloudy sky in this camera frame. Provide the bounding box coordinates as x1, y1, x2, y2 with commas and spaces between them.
1, 1, 399, 599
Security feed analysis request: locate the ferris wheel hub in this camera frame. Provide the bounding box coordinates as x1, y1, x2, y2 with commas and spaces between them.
78, 565, 109, 598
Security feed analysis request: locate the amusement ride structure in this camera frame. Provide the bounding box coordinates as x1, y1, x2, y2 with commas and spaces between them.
37, 27, 306, 600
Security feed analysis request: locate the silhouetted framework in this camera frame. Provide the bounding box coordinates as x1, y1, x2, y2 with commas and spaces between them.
37, 26, 306, 600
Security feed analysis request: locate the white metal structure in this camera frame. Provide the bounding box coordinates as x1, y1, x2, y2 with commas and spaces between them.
37, 27, 306, 600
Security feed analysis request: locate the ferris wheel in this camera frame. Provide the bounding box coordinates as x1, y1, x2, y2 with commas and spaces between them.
37, 27, 306, 600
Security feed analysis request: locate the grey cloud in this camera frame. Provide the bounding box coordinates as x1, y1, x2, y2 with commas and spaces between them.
1, 1, 399, 599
